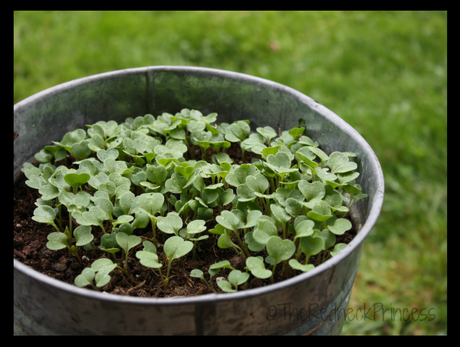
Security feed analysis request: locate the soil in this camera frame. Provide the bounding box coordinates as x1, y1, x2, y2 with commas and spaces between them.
13, 142, 356, 298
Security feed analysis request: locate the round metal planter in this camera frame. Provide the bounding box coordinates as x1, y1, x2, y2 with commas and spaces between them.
14, 66, 384, 335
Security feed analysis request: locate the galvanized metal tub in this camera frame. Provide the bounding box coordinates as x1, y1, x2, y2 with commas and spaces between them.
14, 66, 384, 335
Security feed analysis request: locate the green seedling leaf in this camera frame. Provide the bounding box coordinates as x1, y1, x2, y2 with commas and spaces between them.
75, 268, 96, 288
285, 198, 303, 218
208, 260, 234, 278
224, 120, 251, 142
217, 269, 250, 292
53, 128, 87, 152
138, 192, 164, 217
244, 231, 266, 252
288, 259, 315, 272
48, 167, 71, 192
256, 126, 277, 146
296, 147, 318, 168
93, 197, 114, 220
74, 225, 94, 247
315, 167, 338, 183
236, 184, 256, 202
119, 191, 136, 215
175, 164, 195, 181
71, 140, 92, 160
190, 269, 204, 279
202, 188, 220, 205
34, 149, 53, 163
323, 185, 343, 210
46, 232, 68, 250
165, 173, 187, 194
266, 236, 296, 264
330, 243, 347, 257
91, 258, 117, 287
253, 218, 278, 245
136, 247, 162, 269
307, 146, 329, 163
216, 210, 243, 232
298, 180, 325, 206
320, 229, 337, 250
300, 234, 325, 260
100, 232, 119, 251
337, 171, 360, 184
112, 214, 134, 227
146, 165, 168, 186
130, 168, 147, 187
245, 173, 269, 195
116, 232, 142, 254
217, 229, 242, 252
307, 200, 333, 222
266, 152, 296, 174
294, 219, 315, 239
242, 210, 263, 229
326, 216, 352, 235
288, 126, 305, 139
157, 212, 183, 235
328, 152, 358, 174
164, 236, 193, 261
246, 257, 272, 279
185, 220, 207, 235
270, 203, 291, 225
224, 164, 259, 187
32, 205, 57, 226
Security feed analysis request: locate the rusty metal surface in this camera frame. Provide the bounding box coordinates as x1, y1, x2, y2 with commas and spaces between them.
14, 66, 384, 335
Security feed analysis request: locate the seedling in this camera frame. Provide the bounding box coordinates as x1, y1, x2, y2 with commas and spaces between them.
23, 108, 367, 296
115, 232, 141, 276
217, 269, 250, 292
190, 269, 217, 293
74, 258, 117, 290
162, 236, 193, 290
246, 256, 272, 279
266, 236, 296, 283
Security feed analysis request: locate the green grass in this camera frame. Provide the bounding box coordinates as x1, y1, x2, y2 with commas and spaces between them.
14, 11, 447, 335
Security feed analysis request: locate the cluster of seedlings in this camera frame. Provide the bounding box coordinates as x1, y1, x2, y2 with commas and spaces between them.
21, 109, 367, 294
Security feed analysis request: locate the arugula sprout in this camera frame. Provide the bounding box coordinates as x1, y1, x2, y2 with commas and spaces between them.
74, 258, 117, 290
23, 108, 367, 295
162, 236, 193, 290
266, 236, 296, 283
190, 269, 217, 293
115, 232, 141, 276
217, 269, 250, 293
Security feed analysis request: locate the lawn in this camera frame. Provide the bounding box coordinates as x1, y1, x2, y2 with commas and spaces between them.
14, 10, 447, 335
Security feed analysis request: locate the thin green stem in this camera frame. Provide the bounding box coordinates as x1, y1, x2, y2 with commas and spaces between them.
233, 229, 249, 258
270, 261, 278, 284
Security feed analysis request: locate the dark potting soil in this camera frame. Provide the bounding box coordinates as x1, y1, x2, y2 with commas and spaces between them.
13, 143, 357, 298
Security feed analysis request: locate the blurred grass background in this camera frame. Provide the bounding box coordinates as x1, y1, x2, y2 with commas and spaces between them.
14, 11, 447, 335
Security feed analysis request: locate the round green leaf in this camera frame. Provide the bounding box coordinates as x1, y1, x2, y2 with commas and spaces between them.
46, 232, 68, 250
32, 205, 56, 225
266, 236, 296, 263
163, 236, 193, 260
246, 257, 272, 279
74, 225, 94, 247
75, 268, 95, 287
288, 259, 315, 272
330, 243, 347, 257
190, 269, 204, 278
136, 250, 162, 269
300, 235, 325, 258
327, 217, 352, 235
116, 232, 142, 253
228, 269, 250, 287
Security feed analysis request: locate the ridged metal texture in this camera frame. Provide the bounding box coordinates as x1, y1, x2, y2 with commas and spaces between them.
14, 66, 384, 335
